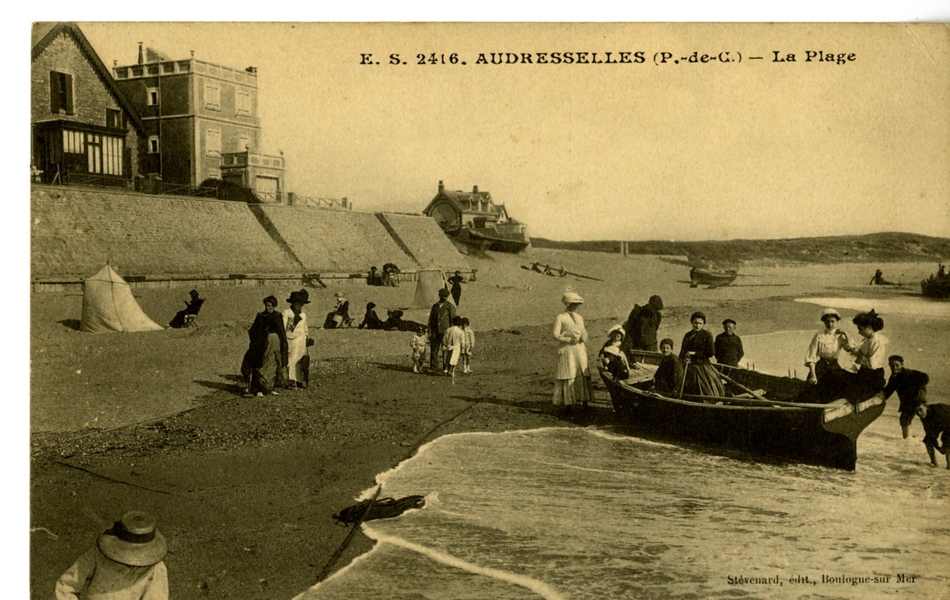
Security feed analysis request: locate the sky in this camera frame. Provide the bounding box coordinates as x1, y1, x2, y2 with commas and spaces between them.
56, 19, 950, 243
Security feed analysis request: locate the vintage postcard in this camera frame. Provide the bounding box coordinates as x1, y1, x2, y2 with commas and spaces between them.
29, 22, 949, 599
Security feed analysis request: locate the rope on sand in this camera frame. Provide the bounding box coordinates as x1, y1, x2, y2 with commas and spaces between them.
314, 399, 480, 583
54, 460, 189, 498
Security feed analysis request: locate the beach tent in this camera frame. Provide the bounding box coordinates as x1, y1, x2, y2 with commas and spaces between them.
80, 264, 164, 333
410, 264, 451, 309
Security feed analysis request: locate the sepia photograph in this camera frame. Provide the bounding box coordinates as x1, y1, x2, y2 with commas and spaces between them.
26, 16, 950, 600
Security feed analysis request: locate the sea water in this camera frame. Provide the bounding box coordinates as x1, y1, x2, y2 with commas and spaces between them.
296, 305, 950, 600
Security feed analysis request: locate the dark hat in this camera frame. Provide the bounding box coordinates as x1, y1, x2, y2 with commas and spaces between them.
189, 289, 199, 297
97, 511, 167, 567
367, 302, 376, 309
888, 355, 904, 364
722, 318, 736, 326
438, 288, 451, 298
263, 295, 278, 307
287, 289, 311, 305
648, 295, 664, 310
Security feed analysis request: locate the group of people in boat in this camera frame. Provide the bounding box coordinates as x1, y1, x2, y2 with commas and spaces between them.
563, 293, 947, 469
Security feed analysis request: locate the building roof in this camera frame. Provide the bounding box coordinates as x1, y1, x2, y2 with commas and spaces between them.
423, 186, 510, 219
32, 22, 146, 135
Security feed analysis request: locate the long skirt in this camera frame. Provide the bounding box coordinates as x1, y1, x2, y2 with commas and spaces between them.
682, 361, 726, 397
286, 334, 307, 383
242, 333, 284, 394
553, 375, 593, 406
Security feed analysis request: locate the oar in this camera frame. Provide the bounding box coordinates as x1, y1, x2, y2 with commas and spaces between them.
718, 370, 768, 402
678, 360, 689, 399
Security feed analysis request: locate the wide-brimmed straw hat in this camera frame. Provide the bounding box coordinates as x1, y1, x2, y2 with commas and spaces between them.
97, 511, 167, 567
562, 292, 584, 306
607, 324, 625, 338
821, 308, 841, 320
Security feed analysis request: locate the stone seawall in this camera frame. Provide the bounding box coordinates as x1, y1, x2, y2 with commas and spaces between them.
31, 185, 468, 291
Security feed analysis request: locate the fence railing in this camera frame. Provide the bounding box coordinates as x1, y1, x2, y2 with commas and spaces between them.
293, 195, 350, 209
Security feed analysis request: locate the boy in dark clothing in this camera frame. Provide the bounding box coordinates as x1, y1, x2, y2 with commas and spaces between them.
883, 356, 930, 439
714, 318, 744, 367
915, 401, 950, 469
653, 338, 685, 396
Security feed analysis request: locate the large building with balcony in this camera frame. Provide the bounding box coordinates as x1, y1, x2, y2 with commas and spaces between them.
31, 22, 146, 188
112, 45, 284, 197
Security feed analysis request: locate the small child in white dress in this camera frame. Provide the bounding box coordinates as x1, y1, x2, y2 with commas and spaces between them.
441, 316, 466, 378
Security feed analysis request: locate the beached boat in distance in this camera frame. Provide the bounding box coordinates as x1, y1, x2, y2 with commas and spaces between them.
689, 267, 738, 288
601, 351, 887, 471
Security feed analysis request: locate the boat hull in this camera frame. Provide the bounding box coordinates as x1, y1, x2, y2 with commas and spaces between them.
689, 267, 738, 287
603, 354, 886, 470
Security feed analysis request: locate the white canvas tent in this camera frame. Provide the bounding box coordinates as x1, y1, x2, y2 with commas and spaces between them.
80, 265, 164, 333
410, 264, 451, 309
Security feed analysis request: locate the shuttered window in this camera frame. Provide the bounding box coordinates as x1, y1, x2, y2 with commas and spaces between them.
49, 71, 74, 115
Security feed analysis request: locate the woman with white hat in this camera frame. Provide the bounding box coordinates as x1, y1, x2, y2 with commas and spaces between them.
552, 292, 592, 411
801, 307, 853, 402
55, 511, 169, 599
598, 324, 631, 380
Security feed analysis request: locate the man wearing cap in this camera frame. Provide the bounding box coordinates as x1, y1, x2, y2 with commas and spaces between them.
428, 288, 457, 371
56, 511, 168, 599
714, 318, 744, 368
883, 356, 930, 439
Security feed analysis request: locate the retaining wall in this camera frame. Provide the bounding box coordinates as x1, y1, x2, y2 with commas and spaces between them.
31, 185, 468, 290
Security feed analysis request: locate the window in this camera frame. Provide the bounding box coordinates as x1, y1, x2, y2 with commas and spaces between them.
205, 84, 220, 110
148, 136, 160, 154
236, 91, 251, 115
62, 130, 84, 154
106, 109, 124, 129
49, 71, 74, 115
238, 134, 250, 151
206, 129, 221, 157
83, 134, 124, 176
146, 88, 159, 106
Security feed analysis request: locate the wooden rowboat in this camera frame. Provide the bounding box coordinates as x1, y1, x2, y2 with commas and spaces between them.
689, 267, 738, 288
601, 351, 887, 471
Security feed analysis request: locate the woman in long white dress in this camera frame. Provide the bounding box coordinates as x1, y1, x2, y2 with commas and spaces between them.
283, 289, 310, 388
552, 292, 592, 411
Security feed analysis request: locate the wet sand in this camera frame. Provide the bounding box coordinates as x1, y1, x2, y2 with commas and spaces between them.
29, 250, 947, 599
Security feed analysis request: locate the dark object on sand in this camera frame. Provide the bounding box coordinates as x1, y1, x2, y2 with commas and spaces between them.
869, 269, 896, 286
333, 495, 426, 525
384, 309, 424, 332
921, 264, 950, 299
601, 350, 887, 471
168, 290, 204, 328
689, 267, 738, 288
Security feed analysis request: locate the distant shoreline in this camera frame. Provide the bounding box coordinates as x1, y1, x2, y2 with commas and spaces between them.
530, 232, 950, 267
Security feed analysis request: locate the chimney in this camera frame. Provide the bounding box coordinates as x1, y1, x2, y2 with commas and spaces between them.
473, 185, 479, 194
137, 42, 144, 65
246, 66, 257, 74
438, 180, 444, 192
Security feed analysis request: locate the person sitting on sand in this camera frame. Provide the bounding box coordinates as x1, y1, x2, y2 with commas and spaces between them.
56, 511, 169, 600
840, 309, 888, 401
367, 266, 382, 286
714, 318, 744, 368
869, 269, 894, 285
679, 312, 726, 397
358, 302, 386, 330
916, 401, 950, 469
598, 324, 631, 380
883, 356, 930, 439
653, 338, 685, 395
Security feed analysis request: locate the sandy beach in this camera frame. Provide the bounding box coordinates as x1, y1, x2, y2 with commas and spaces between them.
29, 249, 948, 599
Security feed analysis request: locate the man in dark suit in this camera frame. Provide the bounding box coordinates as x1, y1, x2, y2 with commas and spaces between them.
428, 288, 456, 372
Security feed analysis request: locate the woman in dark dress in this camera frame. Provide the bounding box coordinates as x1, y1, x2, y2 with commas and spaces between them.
679, 312, 726, 397
241, 295, 289, 397
358, 302, 386, 330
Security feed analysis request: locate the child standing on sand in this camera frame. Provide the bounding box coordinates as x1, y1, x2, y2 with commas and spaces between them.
410, 326, 428, 373
441, 316, 466, 377
460, 317, 475, 374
